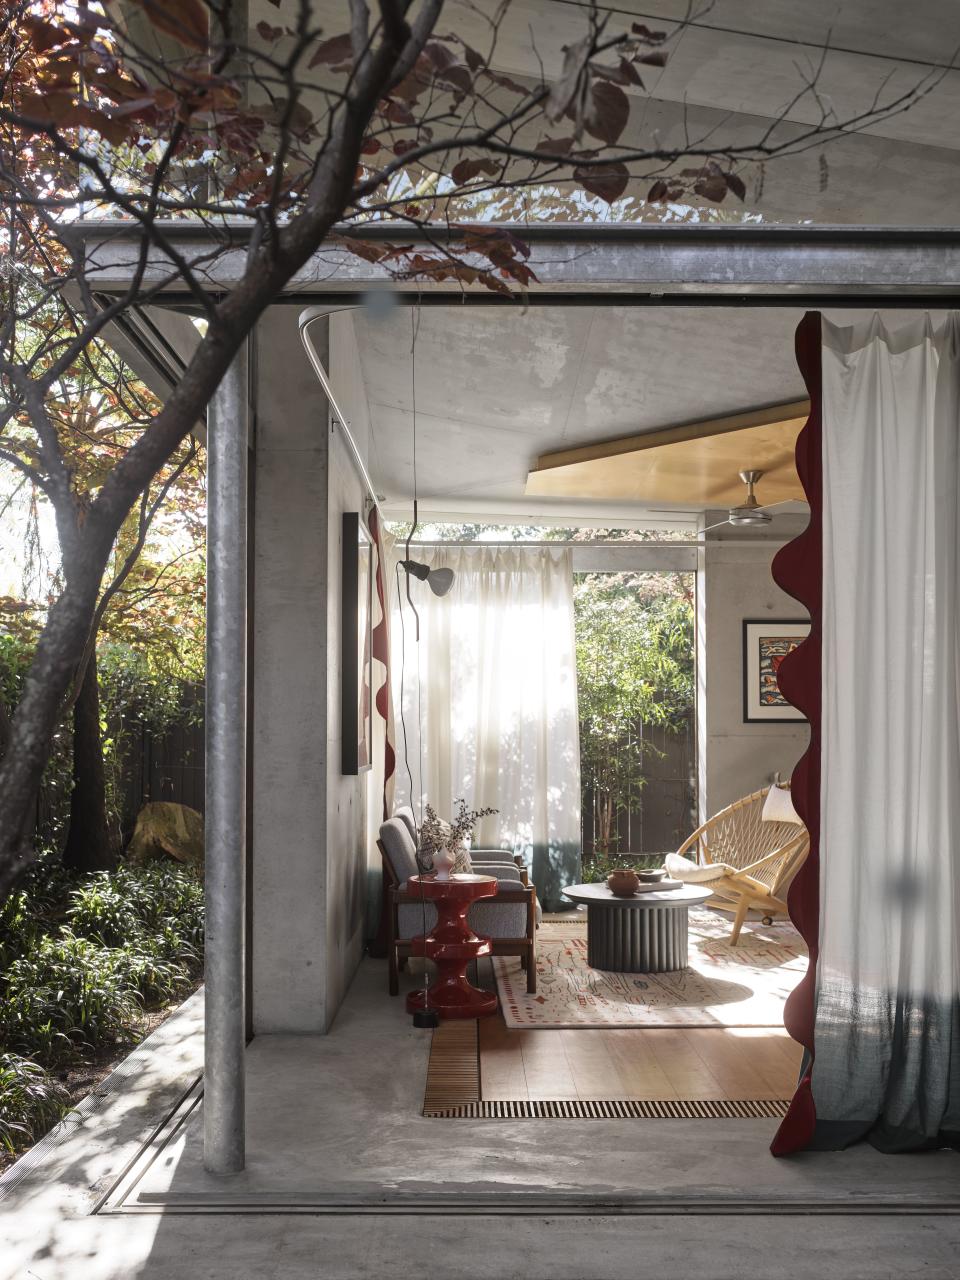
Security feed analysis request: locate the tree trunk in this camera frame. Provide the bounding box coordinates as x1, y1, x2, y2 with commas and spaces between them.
62, 647, 115, 872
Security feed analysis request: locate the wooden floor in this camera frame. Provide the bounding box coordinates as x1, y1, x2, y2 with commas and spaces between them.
478, 1018, 802, 1102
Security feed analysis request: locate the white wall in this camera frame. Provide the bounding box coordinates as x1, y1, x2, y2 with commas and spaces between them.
697, 518, 810, 822
250, 308, 370, 1034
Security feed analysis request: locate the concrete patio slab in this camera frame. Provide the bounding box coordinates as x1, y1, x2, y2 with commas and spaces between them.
3, 963, 960, 1280
118, 962, 960, 1211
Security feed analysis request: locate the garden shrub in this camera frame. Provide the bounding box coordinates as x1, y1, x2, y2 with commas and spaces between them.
0, 858, 204, 1168
0, 1054, 69, 1155
0, 930, 142, 1064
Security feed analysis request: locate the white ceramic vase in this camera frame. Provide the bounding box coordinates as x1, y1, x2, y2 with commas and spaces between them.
432, 846, 456, 880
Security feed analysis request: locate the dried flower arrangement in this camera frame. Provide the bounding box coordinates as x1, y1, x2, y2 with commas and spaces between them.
417, 798, 499, 874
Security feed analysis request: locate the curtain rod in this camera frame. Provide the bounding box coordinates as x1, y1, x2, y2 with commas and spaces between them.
299, 309, 384, 520
404, 539, 794, 549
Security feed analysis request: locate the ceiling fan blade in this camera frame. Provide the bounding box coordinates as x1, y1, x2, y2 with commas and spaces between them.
755, 499, 803, 513
697, 516, 732, 536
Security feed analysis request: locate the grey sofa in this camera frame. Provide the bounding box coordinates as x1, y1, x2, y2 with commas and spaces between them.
378, 814, 538, 996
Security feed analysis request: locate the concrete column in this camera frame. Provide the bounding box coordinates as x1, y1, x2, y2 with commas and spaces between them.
204, 344, 249, 1175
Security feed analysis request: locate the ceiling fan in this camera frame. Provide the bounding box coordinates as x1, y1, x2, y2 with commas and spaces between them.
647, 469, 801, 530
699, 469, 797, 534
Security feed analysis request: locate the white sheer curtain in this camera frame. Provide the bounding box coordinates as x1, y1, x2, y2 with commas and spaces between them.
815, 313, 960, 1150
391, 544, 581, 910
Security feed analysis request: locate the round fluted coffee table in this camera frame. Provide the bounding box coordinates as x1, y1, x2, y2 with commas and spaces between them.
562, 883, 712, 973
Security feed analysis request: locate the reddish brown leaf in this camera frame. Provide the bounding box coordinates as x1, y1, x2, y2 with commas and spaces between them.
308, 33, 353, 68
382, 100, 415, 126
461, 43, 483, 72
533, 136, 575, 156
726, 171, 747, 201
25, 18, 65, 52
647, 179, 669, 203
404, 204, 422, 218
619, 57, 645, 86
256, 21, 283, 41
425, 42, 456, 72
574, 161, 629, 204
133, 0, 208, 51
693, 172, 727, 202
450, 157, 499, 185
631, 23, 667, 42
92, 69, 150, 105
360, 137, 381, 156
437, 64, 472, 95
637, 51, 668, 67
393, 139, 418, 157
584, 81, 630, 146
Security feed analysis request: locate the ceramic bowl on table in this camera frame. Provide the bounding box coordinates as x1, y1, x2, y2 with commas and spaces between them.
638, 868, 667, 884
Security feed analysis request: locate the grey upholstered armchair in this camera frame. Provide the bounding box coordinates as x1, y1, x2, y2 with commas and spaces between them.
378, 814, 538, 996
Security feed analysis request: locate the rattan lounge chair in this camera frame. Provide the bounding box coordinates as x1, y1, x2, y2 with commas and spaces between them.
666, 785, 809, 945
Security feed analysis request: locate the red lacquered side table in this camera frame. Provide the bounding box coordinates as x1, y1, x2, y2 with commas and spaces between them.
405, 874, 499, 1020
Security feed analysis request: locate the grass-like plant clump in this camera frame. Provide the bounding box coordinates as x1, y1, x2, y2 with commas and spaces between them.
0, 859, 204, 1166
0, 1054, 70, 1155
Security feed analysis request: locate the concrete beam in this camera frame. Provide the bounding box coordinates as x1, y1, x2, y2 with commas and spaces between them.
65, 223, 960, 300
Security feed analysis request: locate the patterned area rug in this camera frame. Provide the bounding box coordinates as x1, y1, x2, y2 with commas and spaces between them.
493, 910, 806, 1029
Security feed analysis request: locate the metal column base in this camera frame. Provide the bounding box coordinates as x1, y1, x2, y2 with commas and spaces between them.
586, 904, 689, 973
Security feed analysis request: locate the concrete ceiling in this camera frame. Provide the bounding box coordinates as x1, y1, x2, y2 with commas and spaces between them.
355, 304, 933, 520
293, 0, 960, 226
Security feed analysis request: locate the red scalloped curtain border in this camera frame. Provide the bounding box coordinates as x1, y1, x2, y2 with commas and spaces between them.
368, 506, 396, 822
769, 311, 823, 1156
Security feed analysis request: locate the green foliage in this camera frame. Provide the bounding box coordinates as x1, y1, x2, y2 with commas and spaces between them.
67, 864, 204, 958
1, 930, 142, 1064
580, 852, 665, 883
0, 1054, 69, 1155
576, 572, 694, 853
0, 627, 202, 851
0, 860, 204, 1157
0, 851, 75, 969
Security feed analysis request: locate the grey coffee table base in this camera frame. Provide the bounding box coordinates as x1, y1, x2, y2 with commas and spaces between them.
586, 903, 688, 973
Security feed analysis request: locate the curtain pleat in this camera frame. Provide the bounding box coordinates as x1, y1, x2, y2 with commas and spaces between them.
811, 312, 960, 1152
390, 544, 581, 911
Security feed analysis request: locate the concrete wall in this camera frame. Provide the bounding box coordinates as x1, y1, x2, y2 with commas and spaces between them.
250, 308, 369, 1034
697, 517, 810, 823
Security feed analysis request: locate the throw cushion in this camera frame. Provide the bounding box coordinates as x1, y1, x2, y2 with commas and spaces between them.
761, 784, 802, 825
665, 851, 735, 883
452, 843, 473, 875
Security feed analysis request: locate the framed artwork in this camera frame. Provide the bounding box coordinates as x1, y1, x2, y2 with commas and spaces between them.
341, 512, 374, 774
742, 618, 810, 723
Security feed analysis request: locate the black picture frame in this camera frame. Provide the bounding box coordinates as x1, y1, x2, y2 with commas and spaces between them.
341, 512, 374, 774
742, 618, 810, 724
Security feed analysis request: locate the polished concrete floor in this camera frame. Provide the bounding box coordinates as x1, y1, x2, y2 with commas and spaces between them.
2, 961, 960, 1280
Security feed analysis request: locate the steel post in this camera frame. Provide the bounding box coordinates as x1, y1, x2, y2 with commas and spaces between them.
204, 344, 248, 1175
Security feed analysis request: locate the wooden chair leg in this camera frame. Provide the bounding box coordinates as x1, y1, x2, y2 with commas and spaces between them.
526, 945, 537, 994
389, 944, 399, 996
730, 895, 751, 946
